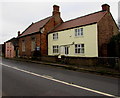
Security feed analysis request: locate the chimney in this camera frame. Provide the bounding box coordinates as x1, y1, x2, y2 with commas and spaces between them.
102, 4, 110, 12
18, 31, 20, 36
52, 5, 60, 16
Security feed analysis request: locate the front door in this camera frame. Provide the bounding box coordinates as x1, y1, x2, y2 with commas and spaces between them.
64, 46, 69, 55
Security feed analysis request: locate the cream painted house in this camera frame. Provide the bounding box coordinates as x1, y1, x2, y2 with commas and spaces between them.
48, 24, 98, 57
48, 4, 119, 57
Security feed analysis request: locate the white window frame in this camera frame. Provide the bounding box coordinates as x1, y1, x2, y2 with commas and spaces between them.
53, 33, 58, 40
64, 46, 69, 55
75, 44, 84, 54
53, 45, 59, 54
75, 28, 83, 37
22, 40, 25, 52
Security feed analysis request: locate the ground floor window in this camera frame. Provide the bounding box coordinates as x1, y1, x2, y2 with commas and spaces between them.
31, 38, 36, 51
53, 45, 59, 54
22, 40, 25, 52
75, 44, 84, 54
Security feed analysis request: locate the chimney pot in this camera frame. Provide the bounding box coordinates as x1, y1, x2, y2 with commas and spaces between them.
53, 5, 59, 12
53, 5, 60, 16
18, 31, 20, 36
102, 4, 110, 12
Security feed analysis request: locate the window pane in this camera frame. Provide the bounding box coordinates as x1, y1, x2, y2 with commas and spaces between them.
75, 44, 77, 48
78, 44, 80, 47
75, 49, 77, 53
81, 28, 83, 35
75, 29, 77, 33
81, 44, 84, 47
78, 48, 80, 53
75, 32, 77, 36
81, 48, 84, 53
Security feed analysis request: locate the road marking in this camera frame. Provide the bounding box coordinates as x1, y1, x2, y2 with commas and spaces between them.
42, 75, 53, 79
2, 63, 118, 97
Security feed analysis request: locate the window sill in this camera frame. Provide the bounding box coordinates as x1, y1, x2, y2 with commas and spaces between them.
74, 53, 85, 55
74, 36, 84, 38
53, 39, 58, 41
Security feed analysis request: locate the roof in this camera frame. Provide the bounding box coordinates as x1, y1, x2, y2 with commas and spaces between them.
51, 11, 107, 32
5, 37, 16, 43
20, 16, 51, 37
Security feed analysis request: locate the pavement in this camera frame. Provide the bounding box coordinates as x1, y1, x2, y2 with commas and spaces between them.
5, 57, 120, 78
2, 58, 120, 96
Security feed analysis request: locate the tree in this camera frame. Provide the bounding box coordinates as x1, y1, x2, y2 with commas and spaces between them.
108, 33, 120, 57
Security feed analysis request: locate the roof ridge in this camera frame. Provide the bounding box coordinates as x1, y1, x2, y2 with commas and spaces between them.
20, 23, 33, 36
64, 10, 107, 23
19, 16, 52, 37
34, 16, 52, 24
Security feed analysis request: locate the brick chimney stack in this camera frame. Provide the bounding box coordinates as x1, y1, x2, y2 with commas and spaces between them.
18, 31, 20, 36
102, 4, 110, 12
52, 5, 60, 16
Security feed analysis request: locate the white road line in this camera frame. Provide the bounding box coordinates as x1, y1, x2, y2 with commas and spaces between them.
2, 63, 118, 97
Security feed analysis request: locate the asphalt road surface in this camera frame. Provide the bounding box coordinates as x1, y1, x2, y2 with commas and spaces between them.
1, 58, 120, 97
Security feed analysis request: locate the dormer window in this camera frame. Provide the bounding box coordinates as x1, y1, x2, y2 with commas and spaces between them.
75, 28, 83, 37
53, 33, 58, 40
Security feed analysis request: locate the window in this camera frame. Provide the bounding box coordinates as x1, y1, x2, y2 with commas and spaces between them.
31, 38, 36, 51
75, 28, 83, 37
75, 44, 84, 54
53, 33, 58, 40
64, 46, 69, 55
22, 40, 25, 52
53, 45, 59, 54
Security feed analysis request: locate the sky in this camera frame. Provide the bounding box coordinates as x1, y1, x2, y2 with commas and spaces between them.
0, 0, 119, 44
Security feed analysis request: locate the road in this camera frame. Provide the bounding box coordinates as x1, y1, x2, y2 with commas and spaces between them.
1, 58, 120, 97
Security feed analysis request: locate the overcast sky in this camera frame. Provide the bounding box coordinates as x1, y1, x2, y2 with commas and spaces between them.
0, 0, 119, 44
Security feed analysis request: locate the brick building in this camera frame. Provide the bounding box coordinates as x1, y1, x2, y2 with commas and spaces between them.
18, 5, 63, 58
5, 37, 18, 58
18, 4, 119, 59
0, 44, 5, 57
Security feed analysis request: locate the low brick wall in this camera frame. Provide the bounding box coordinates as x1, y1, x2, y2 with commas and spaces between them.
40, 56, 120, 69
40, 56, 57, 63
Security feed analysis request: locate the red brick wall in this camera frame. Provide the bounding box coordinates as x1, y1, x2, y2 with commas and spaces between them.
98, 12, 119, 57
18, 16, 63, 58
41, 16, 63, 56
19, 33, 40, 58
5, 42, 15, 58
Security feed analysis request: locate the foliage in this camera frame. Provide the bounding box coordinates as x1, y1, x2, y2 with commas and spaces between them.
32, 49, 41, 60
108, 33, 120, 57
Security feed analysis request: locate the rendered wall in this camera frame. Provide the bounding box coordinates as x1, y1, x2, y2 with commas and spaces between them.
48, 24, 98, 57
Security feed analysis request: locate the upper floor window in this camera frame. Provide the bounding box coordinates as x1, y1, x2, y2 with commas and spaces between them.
53, 45, 59, 54
75, 28, 83, 37
53, 33, 58, 40
75, 44, 84, 54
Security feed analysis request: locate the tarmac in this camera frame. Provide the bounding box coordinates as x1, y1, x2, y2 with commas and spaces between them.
2, 57, 120, 78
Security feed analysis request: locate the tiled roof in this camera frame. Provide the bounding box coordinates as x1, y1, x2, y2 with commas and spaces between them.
52, 11, 107, 32
20, 16, 51, 37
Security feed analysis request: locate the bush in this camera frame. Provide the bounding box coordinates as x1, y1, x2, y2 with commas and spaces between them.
108, 33, 120, 57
